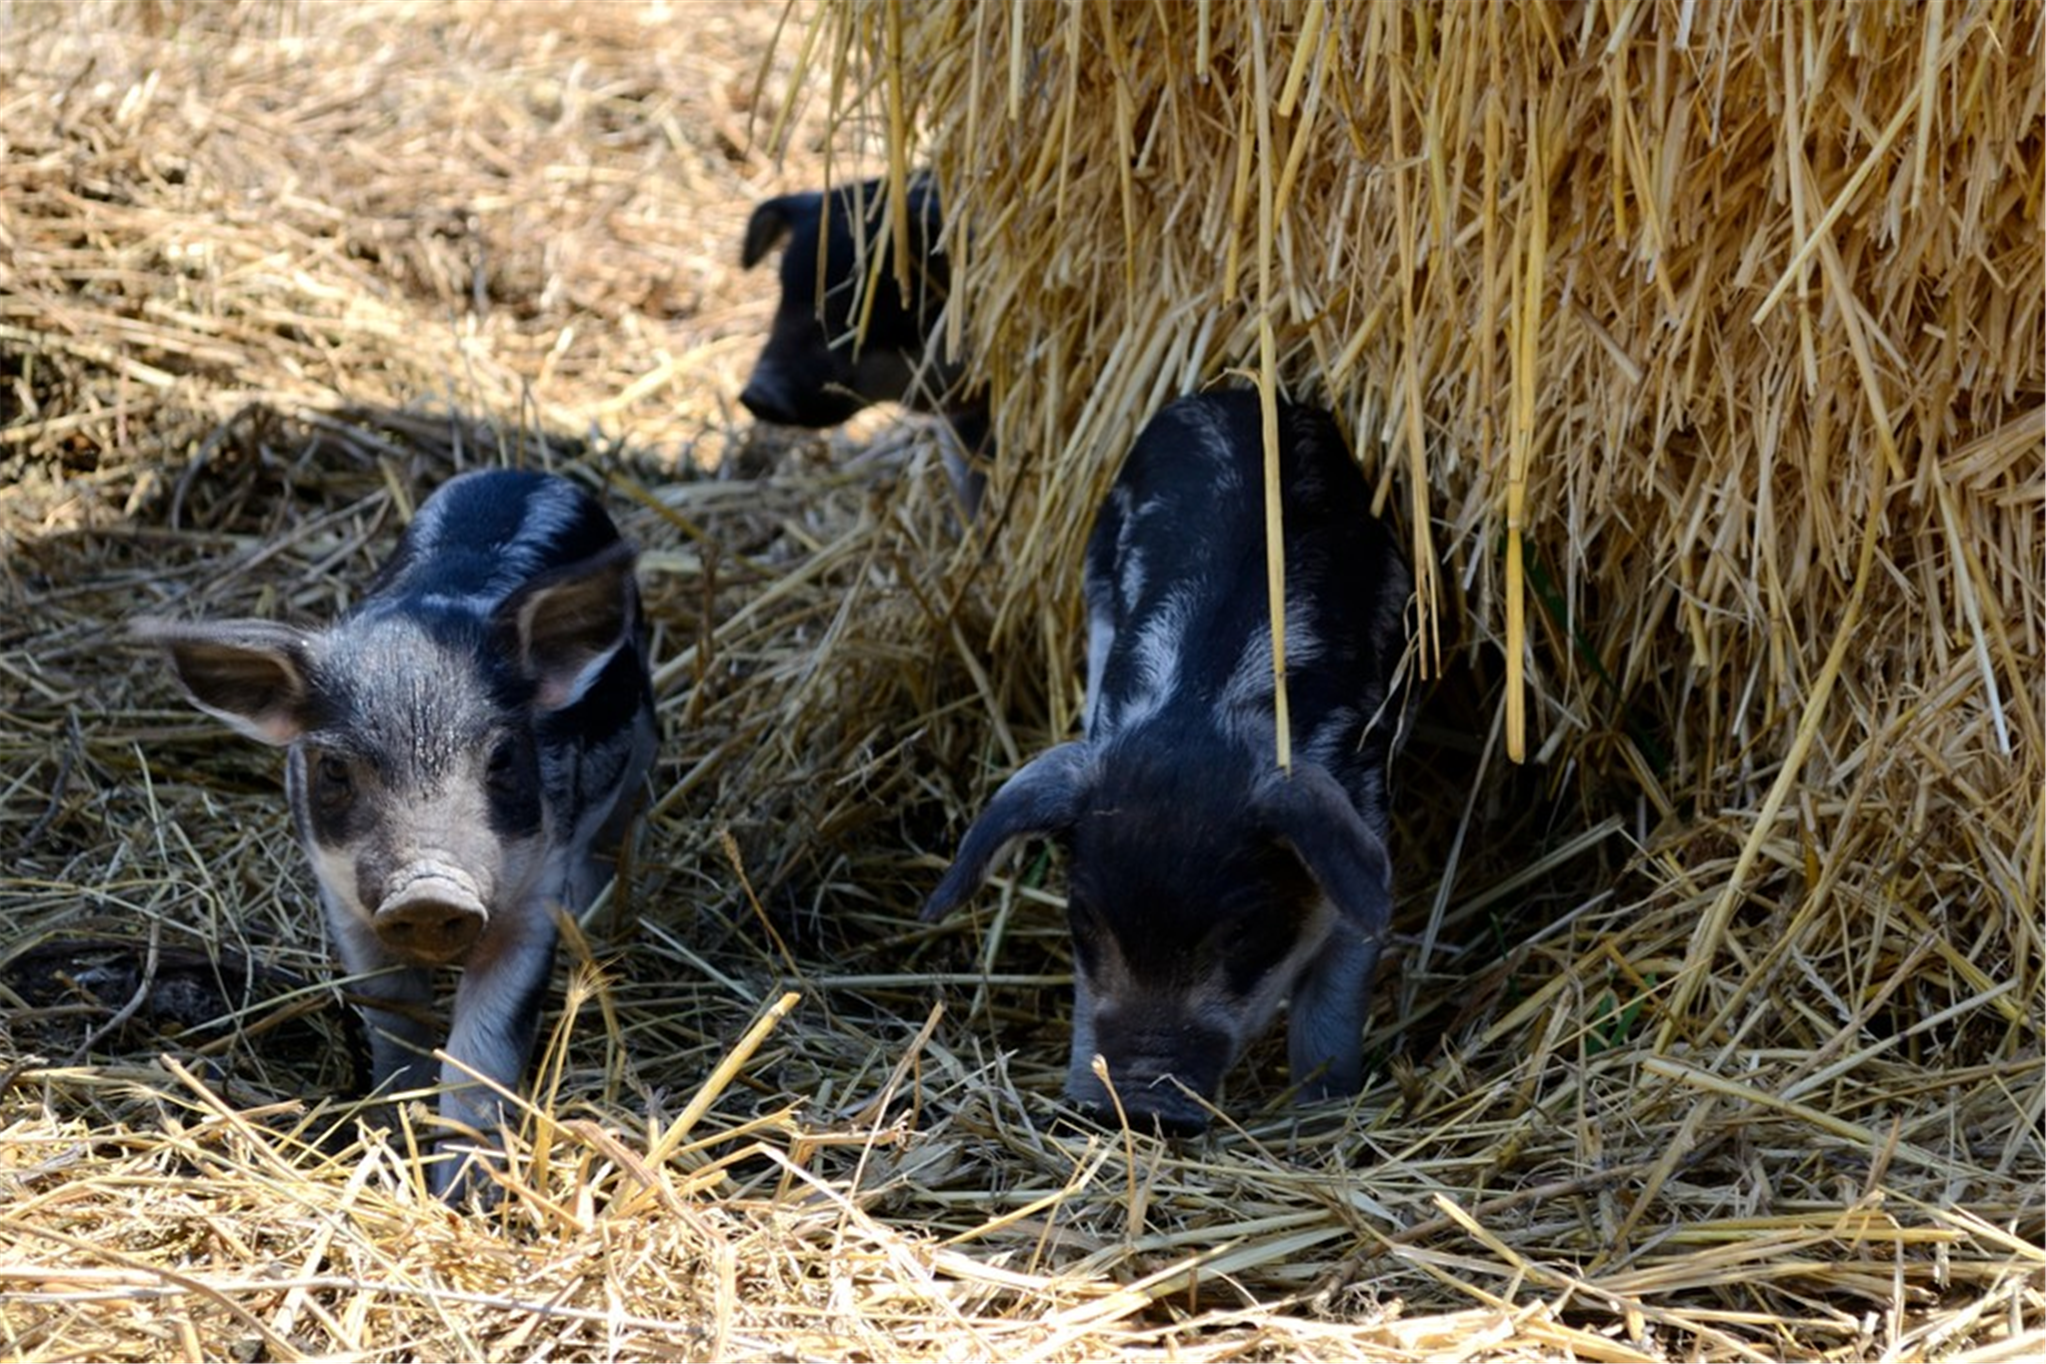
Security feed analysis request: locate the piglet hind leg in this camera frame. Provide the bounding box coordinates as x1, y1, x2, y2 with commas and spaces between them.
427, 914, 561, 1199
1284, 923, 1381, 1103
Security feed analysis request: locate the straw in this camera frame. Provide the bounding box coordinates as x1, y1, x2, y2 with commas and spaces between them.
1, 2, 2039, 1360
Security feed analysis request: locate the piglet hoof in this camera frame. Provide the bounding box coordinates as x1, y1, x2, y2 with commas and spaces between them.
427, 1141, 505, 1209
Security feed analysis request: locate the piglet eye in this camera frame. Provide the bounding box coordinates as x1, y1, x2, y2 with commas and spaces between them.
486, 735, 529, 799
312, 752, 353, 802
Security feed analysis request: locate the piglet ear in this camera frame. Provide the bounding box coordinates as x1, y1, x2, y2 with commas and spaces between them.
498, 541, 640, 712
922, 741, 1095, 923
1256, 763, 1393, 946
741, 192, 820, 269
132, 618, 317, 746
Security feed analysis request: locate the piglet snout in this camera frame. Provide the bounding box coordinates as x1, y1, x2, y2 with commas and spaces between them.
1071, 1094, 1212, 1139
374, 871, 487, 965
738, 371, 795, 425
1067, 1028, 1228, 1138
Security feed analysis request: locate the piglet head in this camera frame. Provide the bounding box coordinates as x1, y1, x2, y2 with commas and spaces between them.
924, 741, 1391, 1134
738, 181, 952, 427
137, 543, 641, 968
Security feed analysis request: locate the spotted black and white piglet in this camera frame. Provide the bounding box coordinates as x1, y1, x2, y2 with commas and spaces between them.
924, 391, 1409, 1134
138, 469, 656, 1194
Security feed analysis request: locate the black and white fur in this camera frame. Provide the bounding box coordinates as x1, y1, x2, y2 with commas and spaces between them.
923, 391, 1409, 1134
138, 470, 656, 1195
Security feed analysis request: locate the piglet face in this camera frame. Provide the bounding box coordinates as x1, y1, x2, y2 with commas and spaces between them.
738, 180, 951, 427
922, 736, 1391, 1136
1057, 753, 1339, 1133
284, 618, 550, 968
147, 535, 641, 980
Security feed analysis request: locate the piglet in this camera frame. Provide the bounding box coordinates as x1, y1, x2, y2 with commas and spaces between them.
923, 391, 1409, 1135
137, 469, 657, 1194
740, 175, 988, 509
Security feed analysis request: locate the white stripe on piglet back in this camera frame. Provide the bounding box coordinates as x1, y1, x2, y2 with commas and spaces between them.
1104, 585, 1197, 736
1180, 396, 1244, 489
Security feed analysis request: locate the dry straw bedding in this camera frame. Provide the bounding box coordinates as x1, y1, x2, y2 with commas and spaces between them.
0, 1, 2039, 1361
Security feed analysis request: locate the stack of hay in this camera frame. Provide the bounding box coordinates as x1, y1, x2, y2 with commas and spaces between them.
785, 0, 2046, 1341
809, 0, 2041, 1041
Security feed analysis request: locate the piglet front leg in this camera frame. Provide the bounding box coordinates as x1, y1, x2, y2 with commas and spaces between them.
323, 888, 438, 1103
1285, 925, 1380, 1101
426, 897, 562, 1198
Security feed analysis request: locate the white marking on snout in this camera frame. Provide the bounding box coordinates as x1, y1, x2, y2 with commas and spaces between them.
306, 838, 375, 931
380, 861, 486, 915
379, 854, 487, 911
297, 748, 544, 956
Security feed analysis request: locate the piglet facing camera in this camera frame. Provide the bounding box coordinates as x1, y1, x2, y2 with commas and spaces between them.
924, 391, 1410, 1135
138, 469, 657, 1196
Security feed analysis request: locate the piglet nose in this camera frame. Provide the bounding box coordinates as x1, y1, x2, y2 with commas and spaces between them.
1074, 1099, 1211, 1139
739, 376, 795, 425
374, 872, 486, 966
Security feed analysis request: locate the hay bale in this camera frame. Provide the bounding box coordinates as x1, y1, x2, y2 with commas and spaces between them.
803, 0, 2044, 1048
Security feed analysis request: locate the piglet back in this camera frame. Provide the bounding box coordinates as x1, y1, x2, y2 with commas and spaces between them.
1089, 391, 1409, 780
366, 469, 631, 621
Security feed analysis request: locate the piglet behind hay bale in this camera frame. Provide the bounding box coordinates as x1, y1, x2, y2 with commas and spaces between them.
136, 469, 657, 1199
740, 175, 989, 510
924, 390, 1410, 1135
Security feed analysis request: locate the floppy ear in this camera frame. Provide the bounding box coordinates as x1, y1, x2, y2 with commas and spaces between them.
496, 541, 640, 712
922, 742, 1094, 923
741, 192, 820, 269
1255, 763, 1393, 944
132, 618, 318, 746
